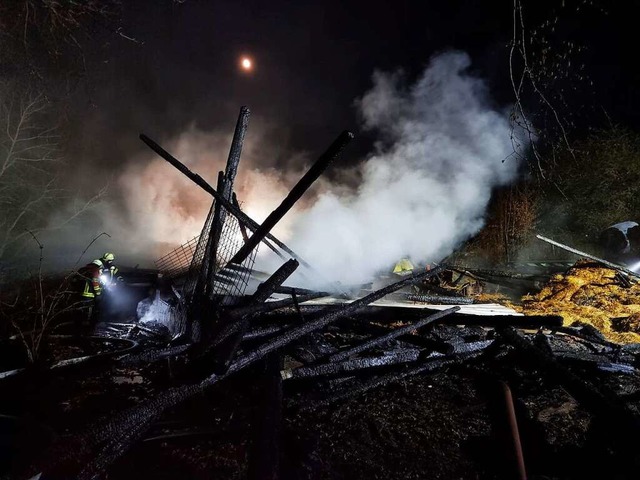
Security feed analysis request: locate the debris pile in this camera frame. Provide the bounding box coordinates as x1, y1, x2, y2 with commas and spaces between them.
3, 108, 640, 479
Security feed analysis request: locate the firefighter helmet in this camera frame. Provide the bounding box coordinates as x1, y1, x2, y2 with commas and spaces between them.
102, 252, 115, 262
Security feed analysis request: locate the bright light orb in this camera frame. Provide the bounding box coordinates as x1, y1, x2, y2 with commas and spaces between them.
241, 57, 252, 71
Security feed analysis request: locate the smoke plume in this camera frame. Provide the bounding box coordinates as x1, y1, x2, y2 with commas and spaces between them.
38, 120, 305, 269
40, 51, 519, 283
115, 123, 306, 261
284, 51, 520, 286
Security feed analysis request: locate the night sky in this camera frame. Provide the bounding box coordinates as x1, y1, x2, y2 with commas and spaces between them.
73, 1, 508, 157
4, 0, 640, 267
62, 0, 639, 177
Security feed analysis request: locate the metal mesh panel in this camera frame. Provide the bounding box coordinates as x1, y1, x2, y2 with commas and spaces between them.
155, 236, 199, 278
183, 205, 256, 297
159, 199, 258, 339
155, 206, 257, 298
209, 218, 257, 303
182, 201, 217, 295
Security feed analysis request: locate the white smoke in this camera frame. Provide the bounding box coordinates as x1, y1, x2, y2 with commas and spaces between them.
117, 125, 308, 260
286, 51, 520, 286
38, 121, 305, 269
40, 51, 520, 280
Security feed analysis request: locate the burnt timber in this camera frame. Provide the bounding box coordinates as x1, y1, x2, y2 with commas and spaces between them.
3, 108, 640, 480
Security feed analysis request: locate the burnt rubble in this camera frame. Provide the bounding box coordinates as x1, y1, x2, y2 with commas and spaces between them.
3, 108, 640, 479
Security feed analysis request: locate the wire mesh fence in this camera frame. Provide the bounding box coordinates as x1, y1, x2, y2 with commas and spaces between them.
155, 236, 200, 278
144, 108, 261, 341
154, 211, 257, 301
158, 199, 258, 340
182, 204, 256, 297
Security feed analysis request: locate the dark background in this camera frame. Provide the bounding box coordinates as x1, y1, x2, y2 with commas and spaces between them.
2, 0, 640, 267
63, 0, 640, 171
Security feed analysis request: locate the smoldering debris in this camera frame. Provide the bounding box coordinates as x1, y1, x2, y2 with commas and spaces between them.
3, 106, 640, 480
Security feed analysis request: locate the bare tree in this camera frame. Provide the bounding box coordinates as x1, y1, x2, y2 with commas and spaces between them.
4, 232, 71, 362
0, 1, 124, 82
508, 0, 601, 179
0, 82, 104, 263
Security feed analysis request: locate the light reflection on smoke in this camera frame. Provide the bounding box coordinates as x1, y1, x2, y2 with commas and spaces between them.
61, 51, 523, 282
627, 260, 640, 273
114, 125, 302, 260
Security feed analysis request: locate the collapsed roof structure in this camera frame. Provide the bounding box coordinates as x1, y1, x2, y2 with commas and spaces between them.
4, 107, 640, 479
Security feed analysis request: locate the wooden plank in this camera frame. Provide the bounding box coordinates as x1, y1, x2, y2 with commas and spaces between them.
290, 296, 523, 316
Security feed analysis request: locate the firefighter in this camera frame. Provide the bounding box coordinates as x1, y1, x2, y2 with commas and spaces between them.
76, 252, 118, 329
392, 258, 415, 276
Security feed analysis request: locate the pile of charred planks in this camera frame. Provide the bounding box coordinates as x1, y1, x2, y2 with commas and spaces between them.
14, 108, 638, 480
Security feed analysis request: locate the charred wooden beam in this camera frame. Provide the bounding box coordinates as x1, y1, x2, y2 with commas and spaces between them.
406, 293, 474, 304
211, 325, 248, 374
452, 339, 495, 354
252, 260, 300, 304
204, 171, 227, 291
234, 293, 327, 319
139, 133, 311, 268
396, 335, 454, 354
233, 193, 251, 244
342, 319, 494, 357
341, 317, 455, 354
273, 285, 328, 296
211, 260, 300, 373
207, 108, 251, 293
198, 171, 227, 336
243, 325, 289, 340
536, 234, 640, 280
327, 307, 459, 363
281, 349, 421, 380
228, 130, 353, 266
118, 344, 189, 366
498, 327, 640, 433
225, 106, 250, 185
301, 352, 476, 410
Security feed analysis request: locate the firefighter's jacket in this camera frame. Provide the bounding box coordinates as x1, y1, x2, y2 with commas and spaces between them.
79, 261, 104, 298
78, 260, 120, 299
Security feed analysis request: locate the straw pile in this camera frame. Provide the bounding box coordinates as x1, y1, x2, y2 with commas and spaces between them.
520, 260, 640, 344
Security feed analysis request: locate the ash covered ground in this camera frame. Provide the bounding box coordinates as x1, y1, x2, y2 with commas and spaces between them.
3, 292, 640, 479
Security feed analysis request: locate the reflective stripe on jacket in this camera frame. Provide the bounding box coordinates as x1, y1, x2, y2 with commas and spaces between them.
82, 280, 101, 298
79, 262, 102, 298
